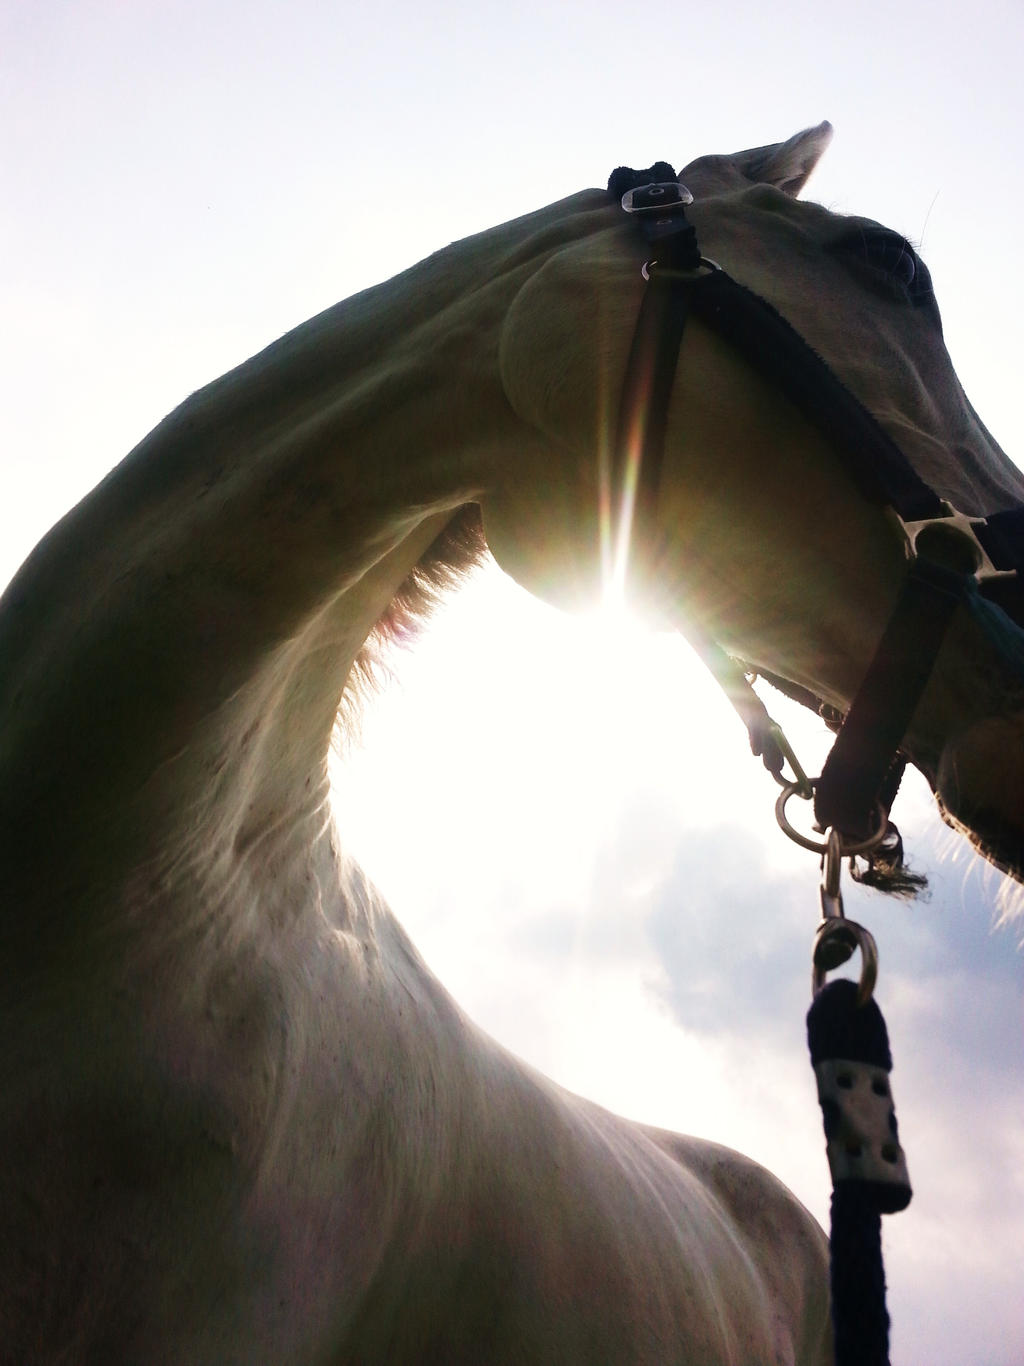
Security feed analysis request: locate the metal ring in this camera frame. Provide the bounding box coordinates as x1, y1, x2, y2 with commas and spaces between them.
775, 780, 888, 856
641, 257, 721, 282
812, 917, 879, 1006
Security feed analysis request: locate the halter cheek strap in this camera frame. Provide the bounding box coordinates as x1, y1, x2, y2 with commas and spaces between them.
609, 168, 796, 784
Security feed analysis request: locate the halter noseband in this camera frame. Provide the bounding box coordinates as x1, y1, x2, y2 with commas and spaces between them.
609, 162, 1024, 855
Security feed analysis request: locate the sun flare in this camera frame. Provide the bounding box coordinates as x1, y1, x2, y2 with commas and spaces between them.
329, 558, 830, 930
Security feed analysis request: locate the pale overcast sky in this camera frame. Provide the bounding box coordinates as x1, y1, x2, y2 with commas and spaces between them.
3, 3, 1023, 1362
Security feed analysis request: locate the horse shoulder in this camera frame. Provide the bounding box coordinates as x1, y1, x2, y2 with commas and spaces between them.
350, 1023, 834, 1365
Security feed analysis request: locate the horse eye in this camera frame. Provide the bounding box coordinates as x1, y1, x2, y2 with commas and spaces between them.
870, 233, 917, 286
830, 226, 933, 305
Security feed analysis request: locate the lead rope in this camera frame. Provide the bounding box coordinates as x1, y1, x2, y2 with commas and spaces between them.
777, 807, 913, 1366
609, 163, 934, 1362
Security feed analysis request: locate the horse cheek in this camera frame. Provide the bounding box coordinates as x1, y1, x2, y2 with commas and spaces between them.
487, 259, 627, 612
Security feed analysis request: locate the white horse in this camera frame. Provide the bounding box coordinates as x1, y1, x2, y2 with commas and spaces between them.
3, 123, 1021, 1363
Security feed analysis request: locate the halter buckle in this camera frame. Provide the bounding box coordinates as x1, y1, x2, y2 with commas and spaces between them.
620, 182, 694, 213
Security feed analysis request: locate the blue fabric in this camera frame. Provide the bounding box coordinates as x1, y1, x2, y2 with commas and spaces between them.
807, 979, 892, 1070
830, 1186, 891, 1366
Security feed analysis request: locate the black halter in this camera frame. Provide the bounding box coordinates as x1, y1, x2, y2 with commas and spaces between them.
609, 163, 1024, 852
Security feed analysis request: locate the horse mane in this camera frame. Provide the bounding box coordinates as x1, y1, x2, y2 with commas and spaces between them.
337, 502, 488, 740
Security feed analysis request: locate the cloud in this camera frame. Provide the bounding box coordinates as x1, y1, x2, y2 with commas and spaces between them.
537, 801, 1024, 1366
644, 823, 809, 1041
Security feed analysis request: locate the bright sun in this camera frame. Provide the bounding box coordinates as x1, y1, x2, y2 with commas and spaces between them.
329, 557, 829, 920
327, 557, 841, 1172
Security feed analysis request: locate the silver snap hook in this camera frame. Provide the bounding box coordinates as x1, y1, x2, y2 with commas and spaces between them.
812, 917, 879, 1006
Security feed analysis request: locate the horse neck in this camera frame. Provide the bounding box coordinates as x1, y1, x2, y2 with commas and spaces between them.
0, 190, 610, 943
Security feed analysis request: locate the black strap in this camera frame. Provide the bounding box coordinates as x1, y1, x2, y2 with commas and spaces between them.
609, 180, 792, 780
814, 559, 971, 837
608, 163, 680, 203
614, 274, 692, 548
682, 269, 945, 521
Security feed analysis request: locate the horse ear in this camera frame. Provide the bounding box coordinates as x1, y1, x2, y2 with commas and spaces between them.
732, 121, 834, 195
681, 122, 834, 197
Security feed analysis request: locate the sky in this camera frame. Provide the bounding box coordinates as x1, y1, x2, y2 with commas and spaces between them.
3, 2, 1023, 1362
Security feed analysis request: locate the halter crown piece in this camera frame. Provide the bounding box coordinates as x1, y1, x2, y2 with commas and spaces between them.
608, 160, 1024, 1366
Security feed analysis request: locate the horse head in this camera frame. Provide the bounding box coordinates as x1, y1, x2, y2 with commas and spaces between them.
487, 123, 1024, 882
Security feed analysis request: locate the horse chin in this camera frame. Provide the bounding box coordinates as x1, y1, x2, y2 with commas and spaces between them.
935, 716, 1024, 883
